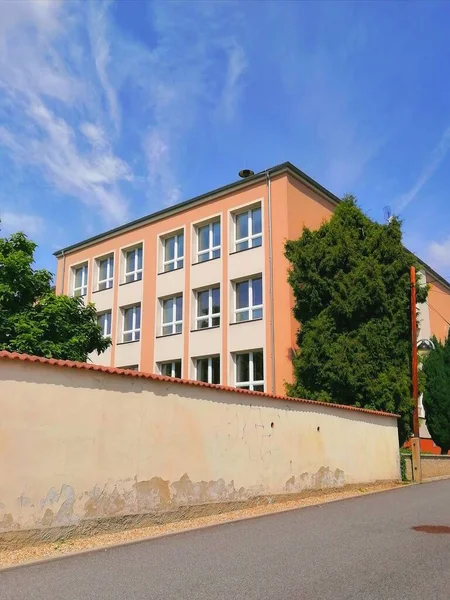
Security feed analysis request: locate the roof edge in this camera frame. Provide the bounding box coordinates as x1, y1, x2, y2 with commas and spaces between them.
0, 350, 399, 419
53, 162, 340, 257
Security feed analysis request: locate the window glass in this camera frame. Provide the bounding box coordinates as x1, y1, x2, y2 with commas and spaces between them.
99, 259, 108, 282
236, 353, 250, 384
211, 356, 220, 384
126, 251, 135, 273
137, 247, 143, 269
213, 221, 221, 247
253, 351, 264, 381
165, 237, 175, 262
174, 361, 182, 378
252, 207, 262, 234
198, 225, 209, 252
163, 299, 172, 324
236, 212, 248, 240
124, 308, 133, 331
197, 358, 209, 383
178, 233, 184, 258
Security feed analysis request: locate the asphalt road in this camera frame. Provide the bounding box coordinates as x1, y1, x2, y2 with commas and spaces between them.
2, 479, 450, 600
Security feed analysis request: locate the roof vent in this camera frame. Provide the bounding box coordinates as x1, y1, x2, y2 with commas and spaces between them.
238, 169, 255, 179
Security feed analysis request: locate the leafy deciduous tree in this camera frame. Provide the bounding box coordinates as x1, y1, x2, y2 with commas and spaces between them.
285, 196, 427, 444
0, 227, 110, 362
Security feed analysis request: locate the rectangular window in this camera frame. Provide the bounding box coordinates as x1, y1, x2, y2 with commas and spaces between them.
162, 295, 183, 335
119, 364, 139, 370
235, 276, 263, 322
196, 356, 220, 384
122, 304, 141, 342
124, 246, 143, 283
97, 311, 112, 337
73, 264, 88, 297
196, 286, 220, 329
163, 232, 184, 272
235, 206, 262, 252
98, 255, 114, 290
197, 220, 220, 263
159, 360, 182, 378
235, 350, 264, 392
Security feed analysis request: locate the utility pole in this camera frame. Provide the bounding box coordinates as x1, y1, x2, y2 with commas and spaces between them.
410, 266, 421, 482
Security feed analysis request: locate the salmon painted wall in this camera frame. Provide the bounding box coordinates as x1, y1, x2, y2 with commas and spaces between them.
427, 279, 450, 342
55, 179, 268, 379
270, 176, 335, 394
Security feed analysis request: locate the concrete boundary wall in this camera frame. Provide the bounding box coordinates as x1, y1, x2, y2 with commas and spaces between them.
0, 353, 400, 544
404, 453, 450, 481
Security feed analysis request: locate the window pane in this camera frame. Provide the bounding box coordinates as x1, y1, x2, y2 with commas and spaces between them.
177, 233, 184, 258
253, 278, 262, 306
236, 354, 250, 383
198, 290, 209, 316
213, 221, 220, 247
98, 281, 107, 291
125, 273, 134, 283
126, 250, 135, 273
165, 237, 175, 262
212, 248, 220, 259
253, 351, 264, 381
123, 332, 132, 342
212, 287, 220, 313
137, 247, 142, 269
135, 306, 141, 329
211, 316, 220, 327
136, 271, 142, 281
164, 262, 174, 273
198, 253, 208, 263
236, 212, 248, 240
198, 318, 209, 329
75, 268, 83, 288
198, 226, 209, 252
252, 235, 262, 248
252, 207, 262, 234
236, 281, 249, 309
99, 259, 108, 281
162, 325, 172, 336
236, 240, 248, 252
177, 258, 184, 269
161, 363, 172, 376
253, 308, 263, 320
253, 384, 264, 392
124, 308, 133, 331
197, 358, 208, 383
175, 322, 182, 334
174, 361, 181, 378
134, 331, 140, 341
162, 299, 172, 324
211, 356, 220, 384
175, 296, 183, 320
236, 310, 249, 322
105, 313, 111, 335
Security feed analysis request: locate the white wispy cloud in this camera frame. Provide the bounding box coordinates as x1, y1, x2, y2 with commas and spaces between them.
0, 0, 130, 225
0, 211, 44, 237
397, 126, 450, 213
428, 237, 450, 271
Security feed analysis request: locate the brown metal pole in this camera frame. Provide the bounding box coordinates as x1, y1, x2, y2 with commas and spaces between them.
410, 266, 419, 438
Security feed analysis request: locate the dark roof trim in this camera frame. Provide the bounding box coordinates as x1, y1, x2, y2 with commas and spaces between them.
53, 162, 341, 256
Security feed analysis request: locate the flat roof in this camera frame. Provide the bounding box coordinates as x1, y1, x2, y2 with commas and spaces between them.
53, 160, 450, 291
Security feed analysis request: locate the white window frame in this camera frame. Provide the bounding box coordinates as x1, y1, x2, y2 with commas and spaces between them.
124, 246, 143, 283
196, 286, 220, 329
161, 295, 183, 336
159, 360, 182, 378
234, 206, 262, 251
97, 311, 112, 337
235, 350, 264, 391
97, 255, 114, 291
163, 232, 184, 272
122, 304, 141, 342
195, 355, 220, 384
234, 276, 263, 322
73, 263, 88, 297
197, 220, 220, 262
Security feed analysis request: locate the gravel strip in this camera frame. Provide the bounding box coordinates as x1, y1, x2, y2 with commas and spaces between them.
0, 481, 402, 568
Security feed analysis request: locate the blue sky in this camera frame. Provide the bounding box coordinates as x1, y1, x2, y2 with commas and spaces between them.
0, 0, 449, 279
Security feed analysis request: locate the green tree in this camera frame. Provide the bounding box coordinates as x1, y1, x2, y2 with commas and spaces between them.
0, 228, 110, 361
284, 196, 427, 444
422, 336, 450, 454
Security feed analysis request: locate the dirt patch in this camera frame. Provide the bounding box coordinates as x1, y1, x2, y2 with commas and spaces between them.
412, 525, 450, 534
0, 481, 401, 569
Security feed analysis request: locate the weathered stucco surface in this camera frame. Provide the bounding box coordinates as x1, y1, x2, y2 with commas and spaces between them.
0, 359, 400, 543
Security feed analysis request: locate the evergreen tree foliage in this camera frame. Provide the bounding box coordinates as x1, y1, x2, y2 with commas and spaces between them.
422, 335, 450, 454
285, 196, 427, 444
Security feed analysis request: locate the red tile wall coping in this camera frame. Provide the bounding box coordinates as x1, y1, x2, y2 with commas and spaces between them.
0, 350, 399, 419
